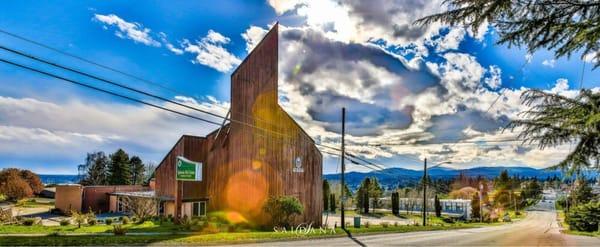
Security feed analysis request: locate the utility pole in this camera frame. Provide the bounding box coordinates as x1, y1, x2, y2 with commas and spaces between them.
340, 107, 346, 229
422, 158, 427, 226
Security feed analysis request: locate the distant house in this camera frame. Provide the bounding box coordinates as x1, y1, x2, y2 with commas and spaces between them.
153, 24, 323, 226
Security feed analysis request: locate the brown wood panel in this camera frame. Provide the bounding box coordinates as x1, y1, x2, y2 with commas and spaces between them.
155, 24, 322, 226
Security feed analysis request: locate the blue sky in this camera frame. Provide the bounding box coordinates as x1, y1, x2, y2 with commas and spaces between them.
0, 0, 598, 174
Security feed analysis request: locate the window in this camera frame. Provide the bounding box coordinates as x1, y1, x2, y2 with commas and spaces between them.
192, 201, 206, 217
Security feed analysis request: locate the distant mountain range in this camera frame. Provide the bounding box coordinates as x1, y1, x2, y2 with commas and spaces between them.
323, 166, 586, 189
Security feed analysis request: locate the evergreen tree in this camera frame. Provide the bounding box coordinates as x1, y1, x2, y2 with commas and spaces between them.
471, 192, 481, 220
570, 178, 595, 206
80, 152, 109, 186
108, 149, 131, 185
420, 0, 600, 176
417, 0, 600, 68
434, 194, 442, 217
322, 180, 331, 212
391, 191, 400, 215
130, 156, 145, 185
329, 194, 336, 213
355, 177, 383, 214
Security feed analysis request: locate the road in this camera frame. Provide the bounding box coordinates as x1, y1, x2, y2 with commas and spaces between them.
242, 192, 600, 246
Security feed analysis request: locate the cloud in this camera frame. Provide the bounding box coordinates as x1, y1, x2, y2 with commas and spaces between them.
182, 30, 241, 72
159, 32, 184, 55
93, 14, 161, 47
484, 65, 502, 89
542, 59, 556, 68
435, 28, 466, 52
0, 95, 229, 173
242, 26, 269, 53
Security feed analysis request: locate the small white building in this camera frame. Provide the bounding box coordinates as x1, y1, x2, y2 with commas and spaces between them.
396, 198, 472, 220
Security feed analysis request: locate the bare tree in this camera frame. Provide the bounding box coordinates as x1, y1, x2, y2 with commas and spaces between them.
123, 196, 159, 221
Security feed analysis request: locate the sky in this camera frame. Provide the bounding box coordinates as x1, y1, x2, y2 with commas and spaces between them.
0, 0, 599, 175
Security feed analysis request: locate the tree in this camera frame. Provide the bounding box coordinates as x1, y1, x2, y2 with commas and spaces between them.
570, 178, 595, 206
434, 195, 442, 217
123, 196, 158, 222
329, 194, 336, 213
143, 162, 156, 183
507, 89, 600, 175
322, 180, 331, 212
263, 196, 304, 228
495, 170, 511, 190
391, 191, 400, 215
0, 168, 37, 200
417, 0, 600, 68
20, 170, 43, 194
108, 149, 132, 185
80, 152, 109, 186
566, 201, 600, 232
472, 192, 481, 220
356, 177, 383, 214
130, 156, 145, 185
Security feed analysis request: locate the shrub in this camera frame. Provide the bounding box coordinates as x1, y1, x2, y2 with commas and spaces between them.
47, 232, 61, 237
60, 219, 70, 226
381, 222, 389, 228
566, 201, 600, 232
201, 222, 220, 234
393, 222, 399, 227
262, 196, 304, 228
122, 216, 130, 224
131, 216, 138, 223
364, 221, 370, 228
105, 218, 113, 225
88, 219, 97, 226
112, 225, 128, 236
22, 218, 36, 226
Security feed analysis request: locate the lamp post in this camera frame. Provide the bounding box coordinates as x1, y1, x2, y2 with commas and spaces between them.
422, 160, 451, 226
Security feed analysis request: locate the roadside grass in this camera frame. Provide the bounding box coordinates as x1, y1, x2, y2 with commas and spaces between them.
0, 221, 181, 234
0, 224, 476, 246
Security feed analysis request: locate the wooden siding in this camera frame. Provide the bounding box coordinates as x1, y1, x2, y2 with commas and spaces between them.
154, 24, 322, 226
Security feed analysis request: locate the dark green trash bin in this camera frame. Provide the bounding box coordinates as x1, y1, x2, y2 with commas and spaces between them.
354, 216, 361, 228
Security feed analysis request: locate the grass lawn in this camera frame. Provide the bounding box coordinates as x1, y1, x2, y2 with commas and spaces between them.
0, 224, 476, 246
0, 221, 181, 234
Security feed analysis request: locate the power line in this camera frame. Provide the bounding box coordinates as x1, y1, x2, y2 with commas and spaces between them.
0, 56, 385, 171
0, 28, 287, 130
0, 58, 223, 126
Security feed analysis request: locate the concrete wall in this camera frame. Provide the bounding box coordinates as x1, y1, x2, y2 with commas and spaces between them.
55, 185, 83, 214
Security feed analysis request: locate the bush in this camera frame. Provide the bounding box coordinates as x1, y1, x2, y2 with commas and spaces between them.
122, 216, 130, 224
566, 201, 600, 232
262, 196, 304, 228
381, 222, 389, 228
105, 218, 113, 225
112, 225, 128, 236
22, 218, 36, 226
364, 221, 370, 228
88, 219, 97, 226
393, 222, 399, 227
60, 219, 70, 226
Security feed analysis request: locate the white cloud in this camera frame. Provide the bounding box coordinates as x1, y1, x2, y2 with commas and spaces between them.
525, 53, 533, 64
93, 14, 161, 47
242, 26, 269, 53
436, 28, 466, 52
484, 65, 502, 89
159, 32, 184, 55
542, 59, 556, 68
0, 95, 232, 173
182, 30, 241, 72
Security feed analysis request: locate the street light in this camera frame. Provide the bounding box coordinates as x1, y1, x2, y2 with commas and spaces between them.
422, 159, 451, 226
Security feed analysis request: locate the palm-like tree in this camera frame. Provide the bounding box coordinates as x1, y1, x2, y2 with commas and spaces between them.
507, 89, 600, 174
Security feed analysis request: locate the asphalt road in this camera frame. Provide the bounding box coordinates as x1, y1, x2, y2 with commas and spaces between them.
242, 193, 600, 246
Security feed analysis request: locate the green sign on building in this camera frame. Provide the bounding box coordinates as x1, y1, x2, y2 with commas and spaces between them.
176, 156, 202, 181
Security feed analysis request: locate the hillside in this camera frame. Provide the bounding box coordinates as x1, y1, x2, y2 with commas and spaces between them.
323, 166, 567, 189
